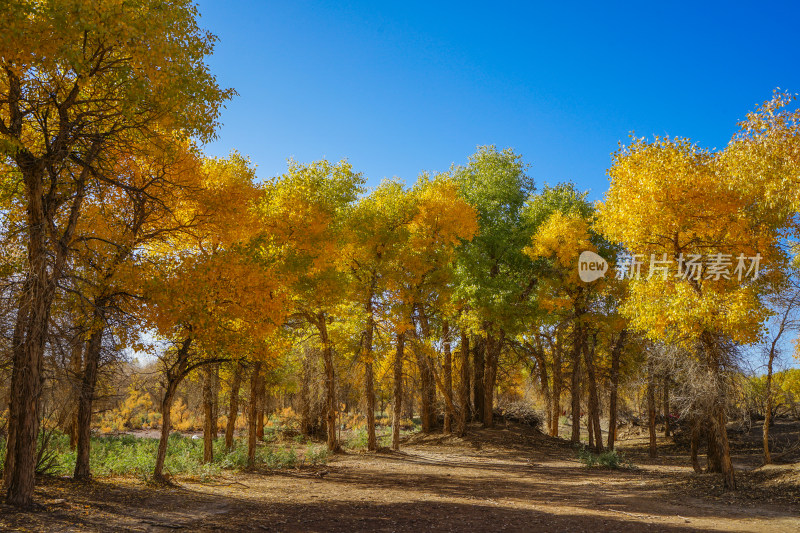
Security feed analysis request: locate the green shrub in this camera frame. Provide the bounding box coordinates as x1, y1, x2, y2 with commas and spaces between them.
343, 426, 411, 450
265, 446, 297, 468
305, 445, 329, 465
345, 429, 370, 450
576, 446, 634, 469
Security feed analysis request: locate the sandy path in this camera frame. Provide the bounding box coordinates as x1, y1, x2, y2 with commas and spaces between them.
1, 427, 798, 532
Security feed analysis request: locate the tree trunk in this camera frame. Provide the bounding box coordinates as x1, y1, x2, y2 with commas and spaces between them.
202, 365, 215, 463
225, 363, 242, 451
5, 145, 91, 506
570, 326, 583, 444
700, 330, 736, 489
647, 360, 657, 458
153, 337, 193, 482
247, 361, 263, 468
363, 296, 377, 451
712, 403, 736, 489
300, 350, 311, 438
582, 336, 602, 453
391, 332, 405, 450
317, 313, 339, 452
364, 360, 376, 450
442, 321, 453, 434
414, 305, 436, 432
706, 419, 722, 473
256, 379, 267, 441
211, 364, 220, 438
5, 258, 54, 505
690, 415, 703, 473
256, 400, 265, 441
73, 325, 104, 480
417, 355, 433, 433
483, 329, 503, 428
551, 330, 562, 438
764, 346, 776, 464
68, 328, 84, 450
530, 337, 551, 435
472, 335, 485, 423
607, 329, 625, 450
663, 375, 671, 438
457, 331, 470, 437
154, 385, 177, 482
3, 282, 27, 496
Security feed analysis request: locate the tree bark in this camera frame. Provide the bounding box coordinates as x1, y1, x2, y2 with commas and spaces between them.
300, 350, 312, 438
73, 324, 104, 480
570, 325, 583, 444
530, 337, 551, 436
583, 335, 602, 453
2, 64, 99, 505
483, 329, 503, 428
211, 364, 219, 438
256, 397, 265, 441
414, 305, 436, 432
417, 353, 433, 433
442, 321, 453, 434
712, 403, 736, 489
247, 361, 263, 468
363, 294, 377, 451
225, 363, 242, 451
701, 333, 735, 488
647, 359, 657, 458
663, 375, 671, 438
551, 330, 563, 438
706, 419, 722, 473
67, 327, 84, 450
472, 335, 485, 423
764, 342, 777, 464
607, 329, 626, 450
364, 360, 376, 449
5, 248, 54, 504
154, 383, 177, 482
762, 298, 795, 464
457, 332, 470, 437
690, 415, 703, 473
154, 337, 194, 482
202, 364, 215, 463
392, 332, 405, 450
5, 135, 94, 505
763, 383, 773, 464
316, 313, 339, 452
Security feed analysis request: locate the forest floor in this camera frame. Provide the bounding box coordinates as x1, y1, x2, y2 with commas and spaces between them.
1, 421, 799, 532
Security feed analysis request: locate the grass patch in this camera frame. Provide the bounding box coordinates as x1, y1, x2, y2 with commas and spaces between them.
576, 446, 635, 469
342, 425, 417, 451
0, 432, 328, 481
344, 429, 371, 450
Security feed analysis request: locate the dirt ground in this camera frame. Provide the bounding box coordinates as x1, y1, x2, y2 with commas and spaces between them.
1, 422, 799, 532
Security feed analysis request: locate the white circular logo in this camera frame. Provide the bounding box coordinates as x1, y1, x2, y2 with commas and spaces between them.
578, 251, 608, 282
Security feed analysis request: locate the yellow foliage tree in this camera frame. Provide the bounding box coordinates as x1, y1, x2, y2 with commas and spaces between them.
597, 110, 799, 487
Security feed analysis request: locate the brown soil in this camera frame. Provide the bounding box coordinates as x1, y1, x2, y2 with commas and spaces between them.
1, 423, 798, 532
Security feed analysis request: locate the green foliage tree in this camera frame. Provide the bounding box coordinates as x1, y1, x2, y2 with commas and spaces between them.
453, 146, 536, 427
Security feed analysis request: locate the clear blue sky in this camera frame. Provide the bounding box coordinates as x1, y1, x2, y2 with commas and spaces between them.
195, 0, 800, 201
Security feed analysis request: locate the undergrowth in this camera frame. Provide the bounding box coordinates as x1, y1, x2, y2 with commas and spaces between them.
576, 446, 636, 469
0, 432, 329, 481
